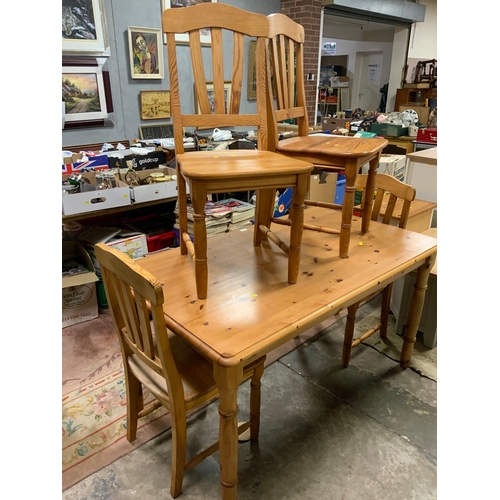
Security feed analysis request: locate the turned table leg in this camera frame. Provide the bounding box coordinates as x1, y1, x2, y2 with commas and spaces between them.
213, 363, 243, 500
400, 253, 437, 368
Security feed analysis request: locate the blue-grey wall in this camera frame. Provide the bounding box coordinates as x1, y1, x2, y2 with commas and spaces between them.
62, 0, 280, 148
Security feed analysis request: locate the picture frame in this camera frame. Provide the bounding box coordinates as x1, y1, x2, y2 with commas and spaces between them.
128, 27, 164, 79
62, 57, 114, 129
162, 0, 218, 45
194, 81, 232, 114
140, 90, 171, 120
62, 0, 109, 55
139, 124, 175, 140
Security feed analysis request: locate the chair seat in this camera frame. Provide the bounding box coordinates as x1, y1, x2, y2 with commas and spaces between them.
276, 135, 389, 164
177, 149, 313, 181
129, 332, 218, 405
129, 330, 264, 405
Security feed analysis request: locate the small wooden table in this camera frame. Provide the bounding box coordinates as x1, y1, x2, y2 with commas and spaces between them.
139, 207, 437, 499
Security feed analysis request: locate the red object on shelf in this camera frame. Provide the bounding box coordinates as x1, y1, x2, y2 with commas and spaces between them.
416, 127, 437, 144
146, 231, 176, 252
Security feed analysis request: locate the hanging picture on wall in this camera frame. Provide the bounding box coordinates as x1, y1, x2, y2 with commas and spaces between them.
62, 0, 109, 55
62, 58, 114, 128
128, 27, 164, 79
140, 90, 171, 120
139, 124, 175, 140
162, 0, 218, 44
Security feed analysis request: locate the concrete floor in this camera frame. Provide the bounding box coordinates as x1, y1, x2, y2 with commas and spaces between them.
63, 298, 437, 500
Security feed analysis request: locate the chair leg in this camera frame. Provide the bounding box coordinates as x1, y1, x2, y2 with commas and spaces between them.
125, 370, 142, 443
287, 174, 309, 284
342, 302, 360, 367
254, 188, 275, 246
249, 359, 265, 441
379, 283, 393, 338
190, 181, 208, 300
170, 412, 188, 499
176, 170, 189, 256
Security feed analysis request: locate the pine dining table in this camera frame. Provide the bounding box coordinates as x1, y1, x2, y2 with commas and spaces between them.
138, 205, 437, 500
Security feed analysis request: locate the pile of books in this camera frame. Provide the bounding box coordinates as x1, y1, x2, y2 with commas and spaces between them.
174, 198, 255, 237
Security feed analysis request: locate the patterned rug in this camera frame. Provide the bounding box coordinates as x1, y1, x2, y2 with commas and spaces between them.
62, 310, 173, 491
62, 307, 348, 491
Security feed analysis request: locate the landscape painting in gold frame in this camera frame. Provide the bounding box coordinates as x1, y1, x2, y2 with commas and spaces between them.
140, 90, 171, 120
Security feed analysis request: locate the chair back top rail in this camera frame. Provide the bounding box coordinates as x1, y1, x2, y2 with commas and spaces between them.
162, 3, 270, 153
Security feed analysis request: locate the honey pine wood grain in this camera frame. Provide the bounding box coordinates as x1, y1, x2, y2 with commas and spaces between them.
162, 3, 313, 301
138, 206, 436, 500
265, 13, 388, 258
139, 207, 436, 367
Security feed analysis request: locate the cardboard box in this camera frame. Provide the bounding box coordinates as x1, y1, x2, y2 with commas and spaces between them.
362, 154, 407, 182
123, 166, 188, 203
62, 153, 110, 175
337, 76, 349, 87
78, 226, 149, 276
307, 171, 338, 203
62, 171, 131, 216
62, 241, 99, 328
104, 148, 167, 171
321, 117, 351, 131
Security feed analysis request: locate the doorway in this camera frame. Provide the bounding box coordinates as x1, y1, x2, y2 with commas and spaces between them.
353, 51, 384, 111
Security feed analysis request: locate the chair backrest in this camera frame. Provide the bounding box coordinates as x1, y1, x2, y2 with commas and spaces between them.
355, 173, 416, 229
161, 3, 270, 153
94, 243, 184, 405
265, 13, 309, 150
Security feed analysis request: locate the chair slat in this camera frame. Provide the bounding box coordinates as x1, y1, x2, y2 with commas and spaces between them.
135, 293, 155, 359
382, 193, 398, 225
270, 38, 284, 109
287, 38, 294, 107
211, 28, 225, 114
230, 32, 244, 114
166, 32, 186, 156
190, 32, 210, 115
372, 189, 385, 221
116, 278, 143, 350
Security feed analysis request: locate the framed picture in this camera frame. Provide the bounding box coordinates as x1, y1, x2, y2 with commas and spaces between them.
128, 27, 164, 79
194, 81, 231, 114
62, 58, 114, 129
140, 90, 171, 120
62, 0, 109, 55
139, 124, 175, 140
162, 0, 218, 45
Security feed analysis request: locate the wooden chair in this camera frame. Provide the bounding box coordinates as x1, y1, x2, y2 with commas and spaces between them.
341, 173, 416, 367
162, 3, 313, 300
95, 243, 266, 498
265, 13, 388, 258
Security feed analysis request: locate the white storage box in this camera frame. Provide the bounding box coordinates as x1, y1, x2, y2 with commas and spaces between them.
124, 166, 189, 203
62, 171, 131, 216
78, 226, 148, 276
362, 154, 407, 182
62, 241, 99, 328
